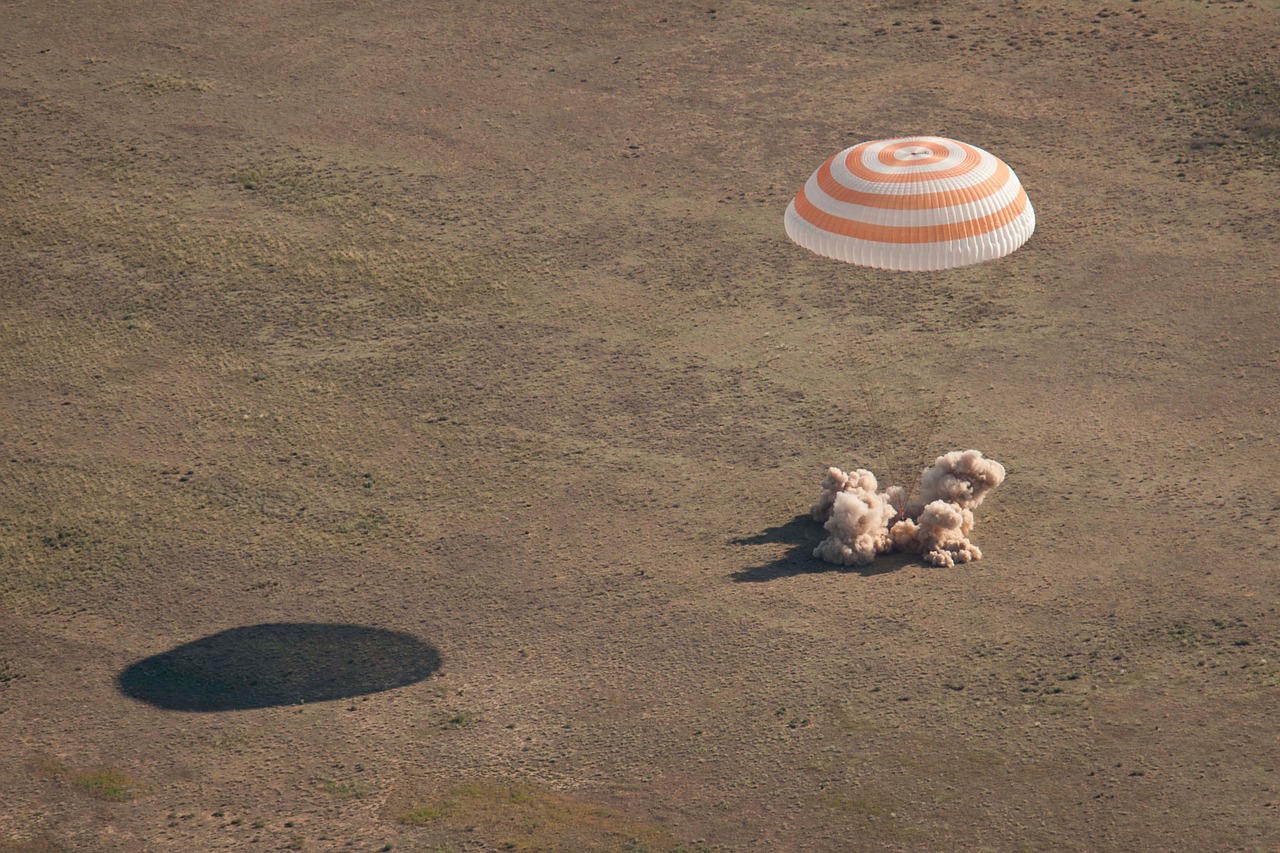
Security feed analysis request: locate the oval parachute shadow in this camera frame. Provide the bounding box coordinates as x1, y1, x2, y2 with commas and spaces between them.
117, 623, 441, 712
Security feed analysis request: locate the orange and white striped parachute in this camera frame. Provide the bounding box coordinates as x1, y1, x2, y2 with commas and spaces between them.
784, 136, 1035, 272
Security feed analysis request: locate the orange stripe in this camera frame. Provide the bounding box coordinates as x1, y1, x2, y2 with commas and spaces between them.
792, 186, 1029, 244
844, 139, 983, 183
878, 140, 949, 166
816, 154, 1013, 210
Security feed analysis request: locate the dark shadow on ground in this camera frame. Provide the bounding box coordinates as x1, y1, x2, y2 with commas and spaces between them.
117, 623, 441, 711
731, 514, 916, 582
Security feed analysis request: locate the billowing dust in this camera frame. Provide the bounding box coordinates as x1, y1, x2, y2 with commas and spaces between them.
810, 449, 1005, 568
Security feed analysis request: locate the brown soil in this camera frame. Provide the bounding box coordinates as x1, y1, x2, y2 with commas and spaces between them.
2, 1, 1278, 850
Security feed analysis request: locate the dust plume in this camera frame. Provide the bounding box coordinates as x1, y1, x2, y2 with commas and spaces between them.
812, 450, 1005, 568
902, 449, 1006, 518
889, 500, 981, 568
809, 467, 898, 566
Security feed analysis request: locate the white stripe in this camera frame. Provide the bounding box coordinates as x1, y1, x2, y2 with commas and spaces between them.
784, 199, 1035, 272
859, 139, 968, 173
802, 169, 1023, 228
855, 138, 972, 175
829, 146, 1000, 195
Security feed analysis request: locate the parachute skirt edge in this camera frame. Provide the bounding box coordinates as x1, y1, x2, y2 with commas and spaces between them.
784, 199, 1036, 273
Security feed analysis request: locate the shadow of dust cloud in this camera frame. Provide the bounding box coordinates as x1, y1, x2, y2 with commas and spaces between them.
117, 623, 441, 711
731, 514, 911, 582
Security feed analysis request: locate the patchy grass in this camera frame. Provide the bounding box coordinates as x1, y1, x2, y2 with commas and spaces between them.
0, 657, 24, 685
820, 783, 918, 840
231, 161, 372, 218
1144, 617, 1280, 690
1188, 65, 1280, 166
317, 778, 369, 801
0, 460, 178, 609
0, 835, 66, 853
1160, 616, 1255, 650
212, 730, 262, 749
70, 768, 139, 801
1218, 73, 1280, 143
118, 71, 214, 95
391, 781, 679, 851
436, 709, 481, 730
24, 756, 141, 802
823, 788, 889, 826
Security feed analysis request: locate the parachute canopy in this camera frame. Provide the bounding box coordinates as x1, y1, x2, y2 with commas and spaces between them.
784, 136, 1035, 272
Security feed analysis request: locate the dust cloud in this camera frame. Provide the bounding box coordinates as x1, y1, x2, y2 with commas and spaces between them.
813, 450, 1006, 569
809, 467, 898, 566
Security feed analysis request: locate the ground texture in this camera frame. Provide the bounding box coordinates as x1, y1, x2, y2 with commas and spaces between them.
2, 0, 1278, 850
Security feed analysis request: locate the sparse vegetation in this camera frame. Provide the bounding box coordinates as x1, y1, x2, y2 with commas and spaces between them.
3, 0, 1279, 850
23, 756, 140, 802
392, 781, 678, 851
0, 834, 66, 853
317, 778, 368, 800
1187, 65, 1280, 166
71, 769, 139, 801
0, 658, 24, 685
437, 710, 480, 730
119, 71, 214, 94
1222, 73, 1280, 147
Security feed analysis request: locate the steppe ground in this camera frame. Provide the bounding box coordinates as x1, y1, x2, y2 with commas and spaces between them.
2, 0, 1278, 850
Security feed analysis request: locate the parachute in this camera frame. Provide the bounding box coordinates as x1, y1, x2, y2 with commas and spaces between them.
784, 136, 1035, 272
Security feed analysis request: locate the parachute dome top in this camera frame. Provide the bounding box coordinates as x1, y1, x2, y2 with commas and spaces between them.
784, 136, 1035, 272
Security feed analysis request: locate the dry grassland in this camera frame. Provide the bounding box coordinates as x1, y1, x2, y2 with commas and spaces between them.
1, 0, 1278, 850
